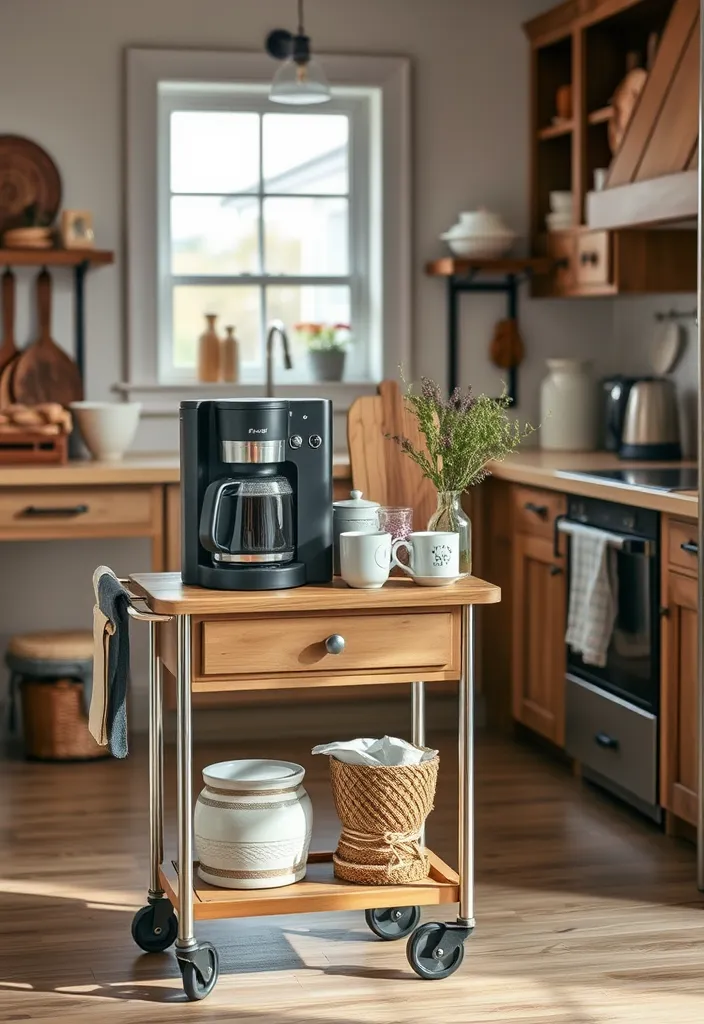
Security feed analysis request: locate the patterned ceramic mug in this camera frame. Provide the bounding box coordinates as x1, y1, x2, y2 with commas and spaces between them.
391, 531, 459, 579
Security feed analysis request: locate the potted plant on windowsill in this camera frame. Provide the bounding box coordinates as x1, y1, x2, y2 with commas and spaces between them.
296, 323, 351, 382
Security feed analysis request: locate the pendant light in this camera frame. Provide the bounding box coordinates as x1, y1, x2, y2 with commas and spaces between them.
265, 0, 331, 105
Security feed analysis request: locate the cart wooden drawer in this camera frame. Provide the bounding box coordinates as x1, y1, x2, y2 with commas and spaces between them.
0, 486, 157, 537
512, 486, 566, 540
666, 517, 699, 575
574, 230, 611, 288
198, 611, 458, 679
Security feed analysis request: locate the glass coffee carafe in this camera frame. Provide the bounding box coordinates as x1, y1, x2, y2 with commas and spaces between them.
199, 476, 294, 565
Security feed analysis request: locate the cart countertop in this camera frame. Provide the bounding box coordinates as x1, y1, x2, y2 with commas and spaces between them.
128, 572, 500, 616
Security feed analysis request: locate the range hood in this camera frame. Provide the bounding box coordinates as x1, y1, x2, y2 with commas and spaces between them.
588, 0, 699, 229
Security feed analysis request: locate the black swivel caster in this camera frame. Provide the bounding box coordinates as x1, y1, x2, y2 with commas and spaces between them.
406, 921, 469, 980
131, 901, 178, 953
178, 942, 219, 1001
365, 906, 421, 941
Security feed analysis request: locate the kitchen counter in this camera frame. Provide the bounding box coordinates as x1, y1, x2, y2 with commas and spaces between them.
0, 454, 352, 488
488, 450, 698, 519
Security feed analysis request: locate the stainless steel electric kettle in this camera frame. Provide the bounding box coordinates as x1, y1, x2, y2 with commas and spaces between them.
619, 378, 681, 461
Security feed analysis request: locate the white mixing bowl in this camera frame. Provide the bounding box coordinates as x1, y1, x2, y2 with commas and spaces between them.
69, 402, 142, 461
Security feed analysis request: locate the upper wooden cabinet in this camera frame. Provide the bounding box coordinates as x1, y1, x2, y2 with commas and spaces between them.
525, 0, 697, 296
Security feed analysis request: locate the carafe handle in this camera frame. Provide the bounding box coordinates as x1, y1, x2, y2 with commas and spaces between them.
198, 480, 242, 554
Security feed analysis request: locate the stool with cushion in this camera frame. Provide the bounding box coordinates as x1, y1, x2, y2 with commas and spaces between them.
6, 630, 108, 761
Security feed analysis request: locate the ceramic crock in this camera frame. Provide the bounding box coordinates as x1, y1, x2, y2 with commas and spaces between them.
332, 489, 380, 574
194, 759, 313, 890
540, 358, 596, 451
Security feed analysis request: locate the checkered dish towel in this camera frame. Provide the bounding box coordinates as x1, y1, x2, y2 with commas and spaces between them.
565, 524, 618, 668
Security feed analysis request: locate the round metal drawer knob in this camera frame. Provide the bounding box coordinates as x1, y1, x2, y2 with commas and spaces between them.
325, 634, 346, 655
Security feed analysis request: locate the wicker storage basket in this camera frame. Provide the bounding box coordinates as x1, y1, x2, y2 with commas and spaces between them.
21, 679, 109, 761
329, 751, 439, 884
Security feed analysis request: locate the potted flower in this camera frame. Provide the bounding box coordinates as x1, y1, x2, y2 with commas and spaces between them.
295, 323, 351, 382
389, 377, 534, 574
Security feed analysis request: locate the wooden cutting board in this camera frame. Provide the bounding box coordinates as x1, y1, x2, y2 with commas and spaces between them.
0, 270, 19, 407
12, 270, 83, 406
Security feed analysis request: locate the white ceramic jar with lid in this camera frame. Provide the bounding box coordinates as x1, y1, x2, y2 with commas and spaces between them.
332, 489, 380, 574
194, 759, 312, 890
540, 358, 596, 451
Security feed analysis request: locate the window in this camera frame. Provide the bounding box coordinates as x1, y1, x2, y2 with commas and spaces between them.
126, 50, 410, 402
159, 89, 374, 383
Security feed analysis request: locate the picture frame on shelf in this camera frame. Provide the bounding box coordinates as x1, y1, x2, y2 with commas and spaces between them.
61, 209, 95, 249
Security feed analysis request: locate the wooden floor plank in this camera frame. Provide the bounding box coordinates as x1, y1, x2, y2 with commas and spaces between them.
0, 732, 703, 1022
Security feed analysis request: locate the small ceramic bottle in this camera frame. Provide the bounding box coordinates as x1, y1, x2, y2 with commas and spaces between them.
221, 325, 240, 383
198, 314, 220, 383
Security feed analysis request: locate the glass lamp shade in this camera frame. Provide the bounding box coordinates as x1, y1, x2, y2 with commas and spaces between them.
269, 57, 331, 105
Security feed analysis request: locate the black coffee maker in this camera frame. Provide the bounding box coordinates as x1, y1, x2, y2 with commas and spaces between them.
180, 399, 333, 590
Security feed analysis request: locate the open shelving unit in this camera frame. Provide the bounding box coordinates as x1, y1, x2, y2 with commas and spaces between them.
0, 248, 114, 380
425, 257, 554, 402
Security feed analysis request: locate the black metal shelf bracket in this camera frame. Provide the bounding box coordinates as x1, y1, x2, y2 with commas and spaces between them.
446, 268, 535, 407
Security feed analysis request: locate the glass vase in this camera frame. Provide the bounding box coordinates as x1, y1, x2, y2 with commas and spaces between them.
427, 490, 471, 575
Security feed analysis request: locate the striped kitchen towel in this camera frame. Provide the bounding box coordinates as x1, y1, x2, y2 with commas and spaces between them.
565, 526, 617, 668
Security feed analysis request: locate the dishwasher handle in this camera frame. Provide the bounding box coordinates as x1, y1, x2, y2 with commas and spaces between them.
557, 518, 651, 555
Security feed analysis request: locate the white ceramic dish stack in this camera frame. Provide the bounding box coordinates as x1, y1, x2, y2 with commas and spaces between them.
545, 191, 574, 232
441, 209, 516, 259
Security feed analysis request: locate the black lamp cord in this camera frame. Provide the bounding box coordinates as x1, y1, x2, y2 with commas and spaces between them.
297, 0, 305, 35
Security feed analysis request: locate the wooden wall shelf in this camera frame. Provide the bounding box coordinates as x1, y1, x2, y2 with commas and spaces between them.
537, 120, 574, 140
0, 249, 114, 267
426, 257, 553, 278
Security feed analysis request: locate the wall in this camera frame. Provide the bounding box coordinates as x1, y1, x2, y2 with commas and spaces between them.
0, 0, 618, 729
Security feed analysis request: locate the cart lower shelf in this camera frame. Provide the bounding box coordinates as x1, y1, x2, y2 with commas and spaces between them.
159, 849, 460, 921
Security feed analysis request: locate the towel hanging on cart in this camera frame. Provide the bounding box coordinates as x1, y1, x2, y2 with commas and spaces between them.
90, 566, 131, 758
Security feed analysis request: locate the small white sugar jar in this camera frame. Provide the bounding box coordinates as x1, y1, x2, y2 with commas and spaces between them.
194, 759, 313, 890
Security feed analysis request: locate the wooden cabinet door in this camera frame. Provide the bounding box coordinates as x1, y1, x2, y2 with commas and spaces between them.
512, 533, 566, 746
661, 570, 699, 824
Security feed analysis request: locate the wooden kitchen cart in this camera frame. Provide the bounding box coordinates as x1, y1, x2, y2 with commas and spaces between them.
124, 573, 501, 1000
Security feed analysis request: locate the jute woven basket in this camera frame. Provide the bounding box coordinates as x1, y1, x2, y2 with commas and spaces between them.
329, 751, 439, 885
21, 680, 109, 761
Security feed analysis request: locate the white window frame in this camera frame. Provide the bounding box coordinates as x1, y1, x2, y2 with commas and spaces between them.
158, 87, 373, 385
124, 48, 411, 411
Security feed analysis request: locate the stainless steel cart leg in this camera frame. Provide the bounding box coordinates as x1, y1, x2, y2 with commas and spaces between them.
457, 605, 475, 928
175, 614, 196, 952
148, 620, 164, 899
412, 681, 426, 845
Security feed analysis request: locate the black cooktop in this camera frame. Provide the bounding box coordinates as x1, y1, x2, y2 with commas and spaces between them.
558, 467, 698, 492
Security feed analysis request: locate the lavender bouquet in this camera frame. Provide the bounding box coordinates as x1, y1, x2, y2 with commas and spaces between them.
389, 377, 534, 572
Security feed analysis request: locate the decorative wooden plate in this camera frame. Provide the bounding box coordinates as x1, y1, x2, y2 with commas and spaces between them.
0, 136, 62, 234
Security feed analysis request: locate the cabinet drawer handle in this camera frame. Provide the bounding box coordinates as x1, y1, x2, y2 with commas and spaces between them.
324, 634, 346, 655
680, 540, 698, 555
524, 502, 548, 518
20, 504, 89, 518
549, 564, 563, 576
594, 732, 619, 751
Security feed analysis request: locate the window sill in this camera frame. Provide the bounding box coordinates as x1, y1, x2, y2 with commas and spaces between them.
112, 380, 379, 416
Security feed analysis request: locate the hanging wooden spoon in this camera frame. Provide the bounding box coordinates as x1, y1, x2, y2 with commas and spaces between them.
12, 269, 83, 406
0, 270, 19, 407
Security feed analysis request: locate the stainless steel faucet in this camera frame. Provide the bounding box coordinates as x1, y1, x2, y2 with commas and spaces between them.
266, 320, 293, 397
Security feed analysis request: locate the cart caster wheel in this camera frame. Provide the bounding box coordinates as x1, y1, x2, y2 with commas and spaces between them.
406, 922, 465, 980
131, 903, 178, 953
365, 906, 421, 941
179, 943, 219, 1001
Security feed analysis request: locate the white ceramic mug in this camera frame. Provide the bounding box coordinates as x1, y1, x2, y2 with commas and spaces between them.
340, 531, 392, 589
391, 531, 459, 579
